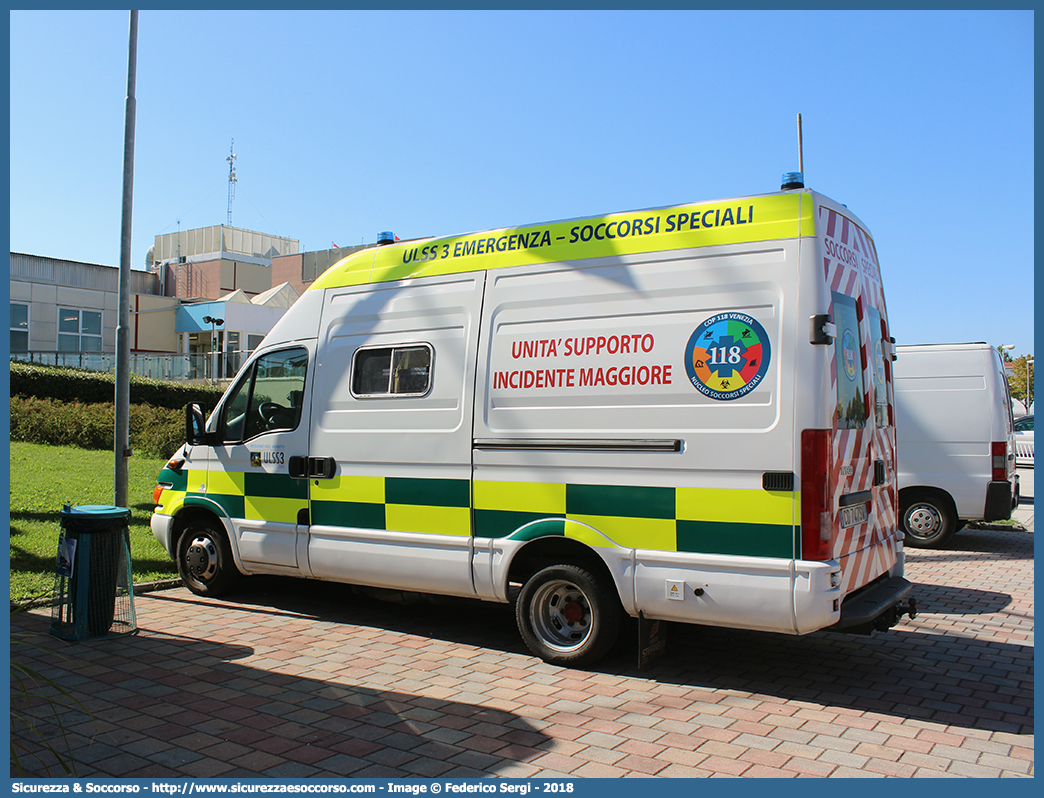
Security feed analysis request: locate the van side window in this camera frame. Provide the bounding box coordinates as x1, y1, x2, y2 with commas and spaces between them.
351, 345, 433, 397
832, 292, 867, 430
221, 347, 308, 442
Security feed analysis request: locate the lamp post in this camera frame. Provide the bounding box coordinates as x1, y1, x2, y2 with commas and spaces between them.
1027, 358, 1034, 412
202, 315, 224, 383
114, 10, 138, 509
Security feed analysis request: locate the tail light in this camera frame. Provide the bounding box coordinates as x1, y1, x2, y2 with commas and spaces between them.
992, 442, 1008, 481
801, 429, 835, 560
153, 484, 167, 504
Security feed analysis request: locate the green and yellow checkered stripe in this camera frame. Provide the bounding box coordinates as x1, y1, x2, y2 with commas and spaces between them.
157, 466, 309, 526
474, 482, 798, 558
158, 467, 799, 557
204, 470, 308, 524
311, 475, 472, 536
155, 465, 191, 516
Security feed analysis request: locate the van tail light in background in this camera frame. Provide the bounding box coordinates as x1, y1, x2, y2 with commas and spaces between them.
992, 442, 1008, 481
801, 429, 835, 561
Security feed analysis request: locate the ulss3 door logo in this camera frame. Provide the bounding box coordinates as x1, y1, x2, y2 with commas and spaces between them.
249, 451, 285, 467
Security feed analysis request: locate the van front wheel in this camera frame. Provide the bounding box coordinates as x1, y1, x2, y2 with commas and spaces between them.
516, 564, 621, 667
177, 521, 240, 597
900, 492, 958, 548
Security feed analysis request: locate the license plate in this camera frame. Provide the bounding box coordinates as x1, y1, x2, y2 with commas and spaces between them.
840, 503, 869, 529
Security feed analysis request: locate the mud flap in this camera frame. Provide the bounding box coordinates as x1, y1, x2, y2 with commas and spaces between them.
984, 480, 1014, 522
638, 611, 668, 669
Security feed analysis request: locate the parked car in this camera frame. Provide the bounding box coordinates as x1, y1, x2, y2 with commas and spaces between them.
1014, 414, 1034, 467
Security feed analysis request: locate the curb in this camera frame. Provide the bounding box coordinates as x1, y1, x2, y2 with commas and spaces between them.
965, 521, 1028, 531
132, 578, 184, 594
12, 578, 184, 612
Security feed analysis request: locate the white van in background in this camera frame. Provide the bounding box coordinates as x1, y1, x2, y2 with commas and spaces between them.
894, 343, 1018, 548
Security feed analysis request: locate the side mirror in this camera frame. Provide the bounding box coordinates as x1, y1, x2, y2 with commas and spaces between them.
186, 403, 208, 446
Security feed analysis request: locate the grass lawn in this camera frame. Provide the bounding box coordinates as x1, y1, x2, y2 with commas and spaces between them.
10, 442, 180, 604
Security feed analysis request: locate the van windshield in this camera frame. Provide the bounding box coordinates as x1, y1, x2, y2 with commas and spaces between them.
221, 347, 308, 442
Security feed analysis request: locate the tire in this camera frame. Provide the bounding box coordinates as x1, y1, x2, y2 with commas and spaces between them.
900, 492, 958, 548
516, 564, 621, 667
177, 520, 240, 597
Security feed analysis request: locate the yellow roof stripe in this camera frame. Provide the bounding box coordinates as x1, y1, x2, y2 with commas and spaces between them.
310, 192, 813, 291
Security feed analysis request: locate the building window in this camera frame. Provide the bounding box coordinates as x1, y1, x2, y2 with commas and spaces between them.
58, 308, 102, 353
10, 303, 29, 353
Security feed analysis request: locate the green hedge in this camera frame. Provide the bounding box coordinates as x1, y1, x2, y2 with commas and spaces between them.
10, 361, 226, 411
10, 396, 188, 460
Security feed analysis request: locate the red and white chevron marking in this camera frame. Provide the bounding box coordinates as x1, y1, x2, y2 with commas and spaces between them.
820, 206, 900, 596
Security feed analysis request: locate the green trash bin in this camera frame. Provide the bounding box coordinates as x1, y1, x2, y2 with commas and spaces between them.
50, 505, 137, 641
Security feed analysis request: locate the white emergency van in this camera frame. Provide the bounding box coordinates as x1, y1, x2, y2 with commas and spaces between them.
894, 343, 1018, 548
152, 175, 916, 666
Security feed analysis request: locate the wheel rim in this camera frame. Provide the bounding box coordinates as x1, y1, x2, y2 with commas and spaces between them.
184, 534, 219, 583
529, 578, 594, 653
905, 504, 942, 538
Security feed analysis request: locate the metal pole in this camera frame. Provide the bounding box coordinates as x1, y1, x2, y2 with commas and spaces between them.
797, 113, 804, 176
115, 10, 138, 509
1027, 358, 1033, 410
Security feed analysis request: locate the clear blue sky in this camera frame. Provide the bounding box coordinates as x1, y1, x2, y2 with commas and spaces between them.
8, 9, 1035, 356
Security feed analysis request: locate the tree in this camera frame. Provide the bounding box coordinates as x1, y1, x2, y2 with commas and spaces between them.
1005, 353, 1034, 408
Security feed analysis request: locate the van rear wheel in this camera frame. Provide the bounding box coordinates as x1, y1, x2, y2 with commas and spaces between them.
177, 520, 240, 597
516, 564, 621, 667
900, 492, 958, 548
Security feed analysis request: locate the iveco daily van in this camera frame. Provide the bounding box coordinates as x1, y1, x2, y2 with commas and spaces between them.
152, 175, 916, 665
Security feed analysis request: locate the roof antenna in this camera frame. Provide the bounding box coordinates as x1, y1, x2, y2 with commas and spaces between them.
797, 113, 804, 176
781, 114, 806, 190
226, 139, 237, 226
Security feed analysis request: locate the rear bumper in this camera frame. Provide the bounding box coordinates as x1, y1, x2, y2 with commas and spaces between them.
983, 480, 1014, 522
830, 576, 915, 634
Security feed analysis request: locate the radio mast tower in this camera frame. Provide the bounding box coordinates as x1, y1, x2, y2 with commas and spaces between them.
226, 139, 237, 226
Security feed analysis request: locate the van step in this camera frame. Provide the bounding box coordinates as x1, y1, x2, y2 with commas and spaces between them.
832, 576, 914, 632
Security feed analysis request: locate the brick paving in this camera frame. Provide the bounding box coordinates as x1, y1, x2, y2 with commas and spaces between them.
12, 480, 1033, 779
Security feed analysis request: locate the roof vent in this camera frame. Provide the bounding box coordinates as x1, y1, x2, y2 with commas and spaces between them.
377, 231, 396, 246
781, 172, 804, 190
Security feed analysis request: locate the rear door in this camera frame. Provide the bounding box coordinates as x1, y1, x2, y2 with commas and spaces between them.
819, 201, 899, 595
990, 348, 1018, 490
